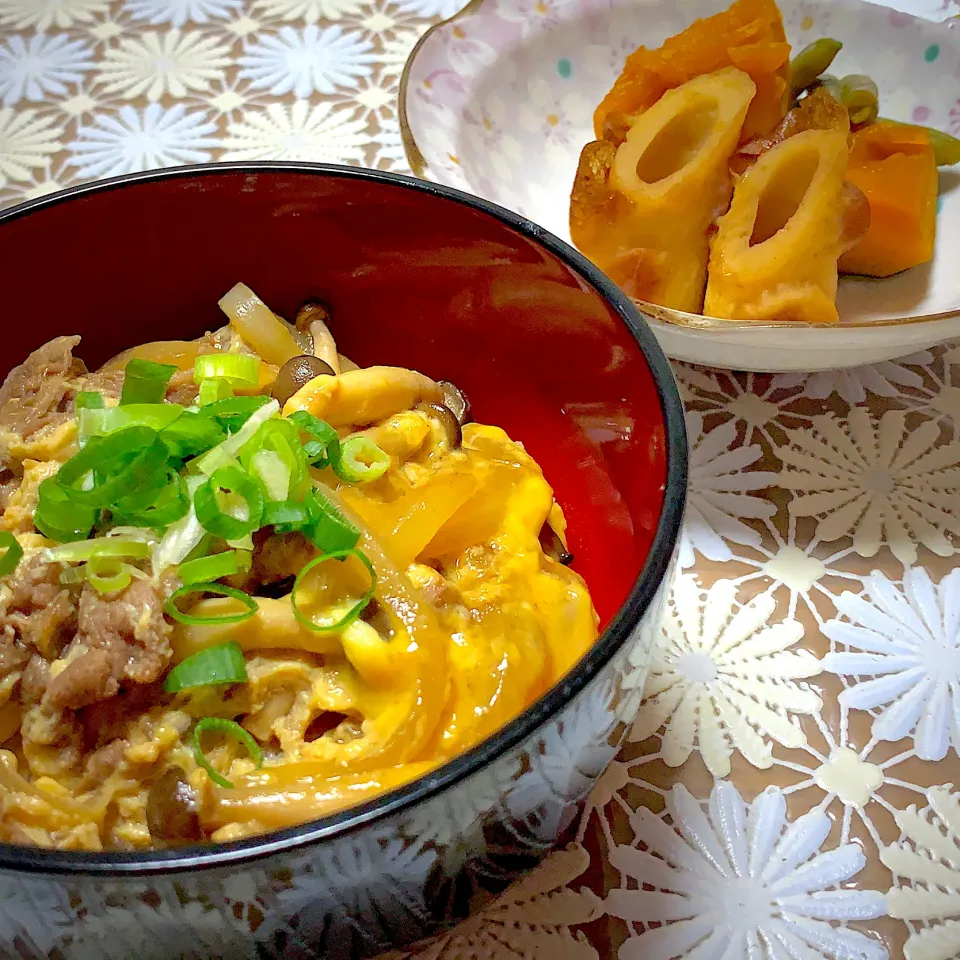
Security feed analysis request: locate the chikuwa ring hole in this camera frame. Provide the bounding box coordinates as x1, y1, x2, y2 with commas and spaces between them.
749, 148, 821, 246
634, 99, 719, 183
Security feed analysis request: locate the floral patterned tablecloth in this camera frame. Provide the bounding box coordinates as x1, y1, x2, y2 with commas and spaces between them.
3, 0, 960, 957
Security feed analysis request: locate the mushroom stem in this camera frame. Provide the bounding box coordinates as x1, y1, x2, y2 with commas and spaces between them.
294, 301, 340, 375
310, 320, 340, 375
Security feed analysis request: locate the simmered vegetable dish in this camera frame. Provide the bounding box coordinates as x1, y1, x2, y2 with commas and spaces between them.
0, 284, 597, 850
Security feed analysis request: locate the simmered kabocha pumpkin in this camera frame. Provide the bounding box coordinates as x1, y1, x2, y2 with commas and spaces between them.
593, 0, 790, 145
704, 128, 849, 323
839, 121, 939, 278
570, 68, 756, 312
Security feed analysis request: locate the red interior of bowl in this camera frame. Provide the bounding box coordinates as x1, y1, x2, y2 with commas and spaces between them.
0, 169, 667, 626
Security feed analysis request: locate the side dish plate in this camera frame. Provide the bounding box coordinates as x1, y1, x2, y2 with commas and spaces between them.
400, 0, 960, 371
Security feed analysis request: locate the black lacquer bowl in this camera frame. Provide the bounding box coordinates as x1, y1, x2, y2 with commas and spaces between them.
0, 164, 686, 960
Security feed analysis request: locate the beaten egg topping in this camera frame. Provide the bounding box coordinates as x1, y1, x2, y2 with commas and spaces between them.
0, 286, 597, 850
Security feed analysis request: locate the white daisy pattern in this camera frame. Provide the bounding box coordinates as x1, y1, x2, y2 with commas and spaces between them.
123, 0, 243, 26
238, 24, 375, 98
97, 30, 232, 101
390, 0, 465, 18
607, 781, 887, 960
0, 0, 107, 30
681, 409, 777, 568
66, 103, 218, 177
881, 785, 960, 960
779, 408, 960, 564
220, 99, 367, 161
632, 576, 822, 777
0, 106, 62, 188
253, 0, 365, 24
824, 569, 960, 762
771, 354, 935, 406
0, 33, 93, 106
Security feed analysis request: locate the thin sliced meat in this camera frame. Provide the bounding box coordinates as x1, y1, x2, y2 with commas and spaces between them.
0, 337, 86, 439
0, 555, 77, 661
44, 579, 172, 712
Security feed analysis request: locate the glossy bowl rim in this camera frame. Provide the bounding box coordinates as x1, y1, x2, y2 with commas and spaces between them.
397, 0, 960, 332
0, 161, 686, 877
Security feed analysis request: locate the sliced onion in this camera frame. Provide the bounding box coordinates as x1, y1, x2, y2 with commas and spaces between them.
218, 283, 302, 367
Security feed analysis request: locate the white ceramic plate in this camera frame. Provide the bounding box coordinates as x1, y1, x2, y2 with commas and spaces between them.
400, 0, 960, 371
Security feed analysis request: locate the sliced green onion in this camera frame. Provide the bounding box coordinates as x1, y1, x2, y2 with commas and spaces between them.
251, 449, 290, 502
226, 533, 254, 551
289, 411, 341, 468
198, 378, 234, 407
79, 404, 183, 441
151, 475, 206, 573
192, 717, 263, 790
113, 472, 190, 529
177, 550, 252, 585
164, 641, 248, 693
85, 557, 135, 593
337, 436, 390, 483
164, 582, 258, 625
57, 427, 169, 510
35, 479, 97, 543
193, 399, 280, 476
0, 531, 23, 576
74, 391, 104, 411
291, 548, 375, 634
194, 465, 264, 540
262, 499, 310, 532
194, 354, 260, 386
239, 419, 308, 501
158, 411, 224, 461
193, 448, 241, 478
198, 396, 272, 433
120, 359, 178, 406
59, 564, 86, 585
306, 490, 359, 553
46, 539, 150, 563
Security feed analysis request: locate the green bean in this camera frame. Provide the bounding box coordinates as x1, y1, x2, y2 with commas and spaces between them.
925, 127, 960, 167
876, 118, 960, 166
878, 117, 960, 166
840, 74, 880, 127
790, 38, 843, 99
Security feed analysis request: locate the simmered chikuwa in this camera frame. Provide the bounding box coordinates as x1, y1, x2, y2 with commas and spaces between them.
0, 283, 597, 850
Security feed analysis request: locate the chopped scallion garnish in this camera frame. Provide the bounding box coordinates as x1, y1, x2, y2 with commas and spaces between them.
262, 499, 310, 532
158, 411, 225, 461
337, 435, 391, 483
177, 549, 252, 585
305, 490, 359, 553
194, 465, 264, 540
164, 582, 258, 625
74, 391, 104, 411
291, 548, 375, 634
289, 410, 340, 468
198, 378, 234, 406
197, 396, 272, 433
0, 531, 23, 576
120, 359, 178, 406
192, 716, 263, 789
56, 427, 169, 510
194, 354, 260, 386
34, 478, 97, 542
78, 404, 184, 441
46, 539, 150, 563
165, 641, 248, 693
85, 557, 135, 593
